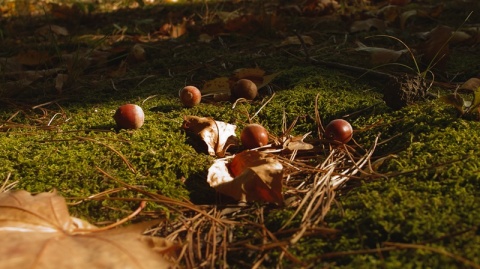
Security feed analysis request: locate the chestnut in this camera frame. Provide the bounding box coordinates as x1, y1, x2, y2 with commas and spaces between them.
179, 86, 201, 107
240, 123, 268, 149
324, 119, 353, 143
231, 79, 258, 100
113, 104, 145, 130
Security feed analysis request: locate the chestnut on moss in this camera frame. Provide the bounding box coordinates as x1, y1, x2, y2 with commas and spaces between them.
231, 79, 258, 100
179, 86, 201, 108
240, 123, 268, 149
324, 119, 353, 143
113, 104, 145, 130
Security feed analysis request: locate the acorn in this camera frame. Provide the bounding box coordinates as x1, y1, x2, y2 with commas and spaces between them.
113, 104, 145, 130
179, 86, 201, 107
324, 119, 353, 143
240, 123, 268, 149
231, 79, 258, 100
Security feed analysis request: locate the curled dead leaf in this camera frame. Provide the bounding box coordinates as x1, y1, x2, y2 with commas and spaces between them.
459, 78, 480, 91
182, 116, 238, 157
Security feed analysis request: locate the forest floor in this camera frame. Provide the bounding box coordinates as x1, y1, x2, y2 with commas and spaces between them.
1, 0, 480, 268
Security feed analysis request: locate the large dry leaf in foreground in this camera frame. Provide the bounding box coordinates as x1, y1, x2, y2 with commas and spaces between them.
0, 190, 177, 269
207, 151, 284, 204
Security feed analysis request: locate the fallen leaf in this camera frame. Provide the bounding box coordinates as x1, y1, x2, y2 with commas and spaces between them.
400, 4, 444, 29
109, 60, 128, 78
349, 18, 386, 33
36, 24, 69, 37
278, 35, 314, 47
202, 77, 231, 95
375, 5, 401, 25
55, 73, 69, 93
355, 41, 407, 65
459, 78, 480, 113
126, 44, 146, 63
202, 69, 279, 97
0, 190, 177, 269
207, 152, 284, 204
15, 50, 51, 67
450, 31, 472, 44
230, 68, 280, 90
198, 33, 214, 43
459, 78, 480, 91
419, 25, 452, 68
440, 93, 465, 113
284, 135, 314, 151
302, 0, 340, 16
181, 116, 238, 157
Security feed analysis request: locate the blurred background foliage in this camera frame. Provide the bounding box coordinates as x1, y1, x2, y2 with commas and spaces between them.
0, 0, 183, 17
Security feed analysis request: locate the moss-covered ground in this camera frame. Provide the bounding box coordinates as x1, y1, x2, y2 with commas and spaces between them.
0, 0, 479, 267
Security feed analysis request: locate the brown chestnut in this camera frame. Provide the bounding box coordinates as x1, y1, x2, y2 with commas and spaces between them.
113, 104, 145, 130
232, 79, 258, 100
240, 123, 268, 149
324, 119, 353, 143
179, 86, 201, 107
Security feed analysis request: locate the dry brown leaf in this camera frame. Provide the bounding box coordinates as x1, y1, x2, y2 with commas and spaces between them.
278, 35, 314, 47
207, 152, 284, 204
109, 60, 128, 78
400, 4, 444, 29
459, 78, 480, 91
350, 18, 386, 33
36, 24, 69, 37
126, 44, 146, 63
202, 69, 279, 96
198, 33, 214, 43
202, 77, 231, 95
450, 31, 472, 44
181, 116, 238, 157
230, 68, 280, 90
15, 50, 51, 67
355, 41, 407, 65
419, 25, 452, 68
55, 73, 69, 93
302, 0, 340, 16
0, 190, 177, 269
375, 5, 401, 24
